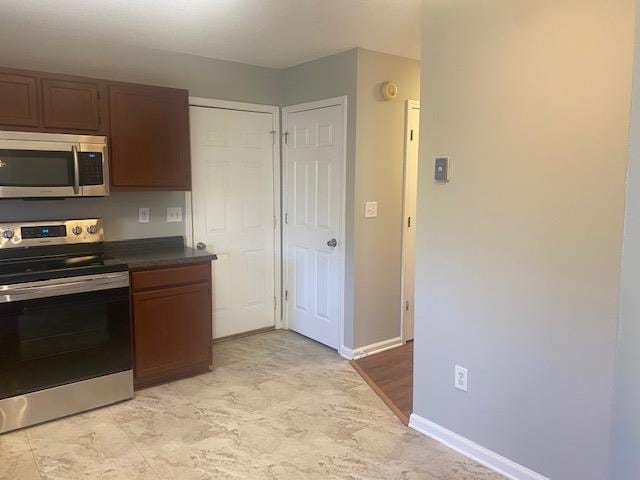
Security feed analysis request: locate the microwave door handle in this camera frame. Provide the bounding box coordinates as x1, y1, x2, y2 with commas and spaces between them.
72, 145, 80, 195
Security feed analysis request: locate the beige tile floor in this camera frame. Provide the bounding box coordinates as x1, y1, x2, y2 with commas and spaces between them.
1, 331, 504, 480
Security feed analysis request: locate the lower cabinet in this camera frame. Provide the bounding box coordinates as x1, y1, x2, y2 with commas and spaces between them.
130, 263, 212, 388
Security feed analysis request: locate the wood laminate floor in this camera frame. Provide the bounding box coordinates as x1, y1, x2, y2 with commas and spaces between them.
351, 342, 414, 425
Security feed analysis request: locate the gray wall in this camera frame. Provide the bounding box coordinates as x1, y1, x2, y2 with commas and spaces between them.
0, 30, 283, 241
0, 31, 283, 105
354, 49, 420, 347
414, 1, 634, 479
611, 2, 640, 478
0, 193, 185, 241
283, 49, 358, 349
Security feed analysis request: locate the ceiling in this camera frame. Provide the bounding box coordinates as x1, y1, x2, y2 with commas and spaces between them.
0, 0, 421, 69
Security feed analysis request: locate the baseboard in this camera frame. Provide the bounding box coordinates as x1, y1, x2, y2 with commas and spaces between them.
339, 345, 355, 360
409, 414, 549, 480
213, 326, 276, 344
340, 336, 403, 361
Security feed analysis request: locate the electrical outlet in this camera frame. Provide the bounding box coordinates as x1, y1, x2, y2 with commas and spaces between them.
455, 365, 468, 392
365, 201, 378, 218
138, 208, 150, 224
166, 207, 183, 223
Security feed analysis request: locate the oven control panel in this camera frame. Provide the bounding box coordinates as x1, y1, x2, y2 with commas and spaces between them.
0, 219, 104, 248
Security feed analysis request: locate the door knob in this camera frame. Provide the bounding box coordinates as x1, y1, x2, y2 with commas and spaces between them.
196, 242, 207, 250
327, 238, 337, 248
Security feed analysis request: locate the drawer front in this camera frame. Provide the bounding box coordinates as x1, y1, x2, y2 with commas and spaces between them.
131, 263, 210, 292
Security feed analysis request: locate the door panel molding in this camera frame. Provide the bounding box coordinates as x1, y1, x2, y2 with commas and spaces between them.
187, 97, 282, 334
283, 96, 347, 352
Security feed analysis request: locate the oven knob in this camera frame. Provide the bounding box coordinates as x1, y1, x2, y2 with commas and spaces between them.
72, 226, 83, 235
87, 225, 98, 235
2, 229, 14, 239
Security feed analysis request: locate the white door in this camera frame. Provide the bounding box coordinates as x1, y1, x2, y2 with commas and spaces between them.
190, 105, 278, 339
283, 99, 345, 349
401, 101, 420, 341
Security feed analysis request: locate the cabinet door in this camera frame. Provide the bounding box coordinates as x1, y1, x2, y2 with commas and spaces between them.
42, 78, 101, 131
132, 282, 211, 385
0, 72, 39, 127
109, 83, 191, 190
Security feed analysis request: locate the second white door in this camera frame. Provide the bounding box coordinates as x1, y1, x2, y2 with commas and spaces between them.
283, 99, 345, 349
190, 105, 277, 339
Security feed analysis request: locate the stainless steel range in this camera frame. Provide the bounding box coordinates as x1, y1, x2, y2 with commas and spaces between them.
0, 219, 132, 434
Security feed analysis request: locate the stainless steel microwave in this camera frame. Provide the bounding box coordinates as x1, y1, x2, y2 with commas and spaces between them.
0, 131, 109, 198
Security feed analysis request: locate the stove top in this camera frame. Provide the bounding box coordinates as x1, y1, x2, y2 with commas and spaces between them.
0, 219, 128, 284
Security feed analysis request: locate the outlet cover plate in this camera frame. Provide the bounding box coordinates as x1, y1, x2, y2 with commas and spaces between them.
138, 208, 150, 224
167, 207, 183, 223
455, 365, 468, 392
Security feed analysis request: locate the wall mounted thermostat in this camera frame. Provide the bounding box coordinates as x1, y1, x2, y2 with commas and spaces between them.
435, 157, 449, 182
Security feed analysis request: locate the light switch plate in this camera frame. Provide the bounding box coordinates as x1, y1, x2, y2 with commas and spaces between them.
138, 208, 150, 224
365, 201, 378, 218
435, 157, 449, 182
167, 207, 183, 223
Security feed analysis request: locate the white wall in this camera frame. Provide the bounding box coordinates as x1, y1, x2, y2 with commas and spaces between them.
611, 2, 640, 478
414, 1, 634, 478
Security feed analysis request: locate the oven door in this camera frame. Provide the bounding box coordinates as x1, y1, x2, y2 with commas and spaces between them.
0, 272, 131, 400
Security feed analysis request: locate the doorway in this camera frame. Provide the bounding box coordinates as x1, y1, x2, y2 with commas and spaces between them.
282, 97, 347, 350
188, 98, 281, 340
401, 100, 420, 342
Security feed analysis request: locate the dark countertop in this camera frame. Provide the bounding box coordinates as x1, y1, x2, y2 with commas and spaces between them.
105, 236, 217, 270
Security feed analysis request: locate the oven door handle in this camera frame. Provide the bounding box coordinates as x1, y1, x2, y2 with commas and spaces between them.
72, 145, 80, 195
0, 272, 129, 303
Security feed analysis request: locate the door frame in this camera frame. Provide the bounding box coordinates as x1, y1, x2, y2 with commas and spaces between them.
282, 96, 348, 352
400, 99, 420, 343
185, 96, 283, 330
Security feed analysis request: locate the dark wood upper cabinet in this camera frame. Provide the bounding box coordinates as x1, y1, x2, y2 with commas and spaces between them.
109, 83, 191, 191
0, 66, 192, 191
0, 72, 39, 127
42, 78, 102, 131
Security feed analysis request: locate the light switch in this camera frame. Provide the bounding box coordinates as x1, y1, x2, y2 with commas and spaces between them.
435, 157, 449, 182
167, 207, 183, 223
138, 208, 150, 224
365, 201, 378, 218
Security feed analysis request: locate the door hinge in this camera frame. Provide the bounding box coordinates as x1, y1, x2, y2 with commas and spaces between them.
410, 129, 414, 141
406, 300, 410, 312
270, 130, 276, 145
283, 131, 289, 144
407, 216, 412, 228
284, 213, 288, 224
285, 290, 288, 301
274, 296, 277, 310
